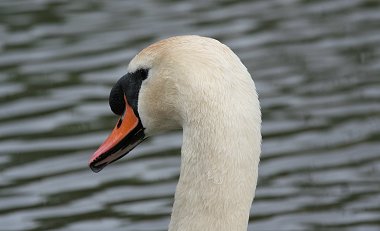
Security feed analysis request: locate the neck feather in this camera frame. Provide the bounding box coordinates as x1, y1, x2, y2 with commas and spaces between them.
168, 88, 261, 231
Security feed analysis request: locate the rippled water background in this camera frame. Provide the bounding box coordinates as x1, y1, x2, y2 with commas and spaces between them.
0, 0, 379, 230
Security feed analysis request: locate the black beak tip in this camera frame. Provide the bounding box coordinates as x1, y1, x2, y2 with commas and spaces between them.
89, 161, 107, 173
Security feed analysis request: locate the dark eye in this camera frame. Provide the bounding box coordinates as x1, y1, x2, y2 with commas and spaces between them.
136, 69, 149, 80
109, 82, 125, 116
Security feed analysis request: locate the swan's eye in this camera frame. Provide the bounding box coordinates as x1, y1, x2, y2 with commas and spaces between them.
135, 69, 149, 80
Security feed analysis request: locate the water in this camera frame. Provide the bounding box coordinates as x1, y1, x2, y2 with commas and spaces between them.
0, 0, 379, 230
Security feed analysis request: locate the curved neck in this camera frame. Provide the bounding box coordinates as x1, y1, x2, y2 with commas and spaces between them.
168, 99, 261, 231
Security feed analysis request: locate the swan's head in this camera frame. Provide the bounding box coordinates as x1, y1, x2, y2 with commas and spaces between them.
89, 35, 256, 172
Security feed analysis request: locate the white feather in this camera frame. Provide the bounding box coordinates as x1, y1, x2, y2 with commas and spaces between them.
129, 35, 261, 231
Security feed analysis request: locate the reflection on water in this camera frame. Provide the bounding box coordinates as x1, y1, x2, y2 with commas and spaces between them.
0, 0, 380, 230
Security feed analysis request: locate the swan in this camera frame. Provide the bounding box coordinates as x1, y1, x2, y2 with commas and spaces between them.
89, 35, 262, 231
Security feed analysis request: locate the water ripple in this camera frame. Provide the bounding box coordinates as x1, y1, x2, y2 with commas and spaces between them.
0, 0, 379, 230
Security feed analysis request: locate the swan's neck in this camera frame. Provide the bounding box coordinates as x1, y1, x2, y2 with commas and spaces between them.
168, 97, 261, 231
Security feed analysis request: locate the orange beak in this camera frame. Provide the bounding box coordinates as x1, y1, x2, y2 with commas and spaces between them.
89, 95, 145, 172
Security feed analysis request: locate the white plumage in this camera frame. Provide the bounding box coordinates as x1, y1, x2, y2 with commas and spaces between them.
129, 35, 262, 231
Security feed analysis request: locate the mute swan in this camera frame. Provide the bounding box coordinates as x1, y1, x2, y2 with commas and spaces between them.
89, 35, 261, 231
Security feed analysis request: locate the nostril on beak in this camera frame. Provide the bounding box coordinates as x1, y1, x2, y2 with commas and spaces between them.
117, 118, 123, 128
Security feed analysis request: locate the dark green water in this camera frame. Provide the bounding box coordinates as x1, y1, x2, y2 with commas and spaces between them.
0, 0, 380, 230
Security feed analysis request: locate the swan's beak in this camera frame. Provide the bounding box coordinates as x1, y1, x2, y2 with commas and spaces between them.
89, 95, 145, 173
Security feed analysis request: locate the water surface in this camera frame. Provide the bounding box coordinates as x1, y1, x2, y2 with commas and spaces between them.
0, 0, 380, 230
